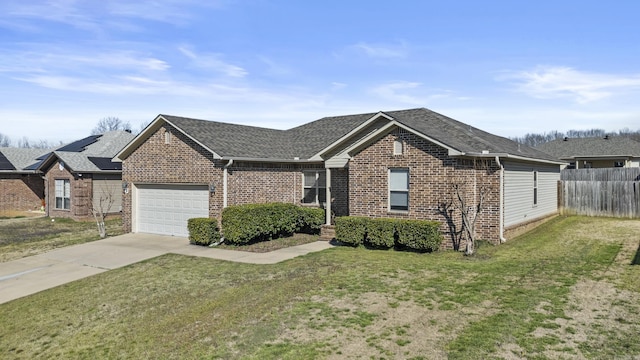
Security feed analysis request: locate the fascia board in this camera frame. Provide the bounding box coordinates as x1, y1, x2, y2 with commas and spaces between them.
336, 121, 463, 159
308, 111, 395, 161
113, 115, 165, 162
113, 115, 223, 162
469, 152, 567, 165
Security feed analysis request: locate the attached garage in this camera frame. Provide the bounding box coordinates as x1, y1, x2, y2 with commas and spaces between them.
135, 184, 209, 237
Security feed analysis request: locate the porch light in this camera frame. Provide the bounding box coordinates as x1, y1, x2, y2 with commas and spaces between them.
122, 181, 129, 193
209, 183, 216, 193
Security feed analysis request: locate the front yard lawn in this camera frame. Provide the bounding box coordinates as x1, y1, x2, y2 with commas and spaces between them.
1, 216, 639, 359
0, 217, 124, 262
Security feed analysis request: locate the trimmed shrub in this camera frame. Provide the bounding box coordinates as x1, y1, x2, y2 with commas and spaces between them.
221, 205, 258, 244
297, 207, 325, 234
365, 218, 396, 249
395, 219, 443, 252
221, 203, 317, 244
187, 218, 220, 246
335, 216, 368, 246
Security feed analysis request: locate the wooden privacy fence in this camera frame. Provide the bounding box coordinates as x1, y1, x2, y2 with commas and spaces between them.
559, 168, 640, 218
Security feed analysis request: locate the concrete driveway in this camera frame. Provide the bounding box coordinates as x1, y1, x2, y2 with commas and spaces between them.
0, 233, 334, 304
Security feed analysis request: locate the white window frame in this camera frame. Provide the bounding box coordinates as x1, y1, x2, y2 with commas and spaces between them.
533, 171, 538, 206
55, 179, 71, 210
388, 168, 409, 212
302, 170, 326, 205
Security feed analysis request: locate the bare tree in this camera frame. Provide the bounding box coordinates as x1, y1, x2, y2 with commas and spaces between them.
0, 133, 11, 147
439, 159, 494, 255
90, 186, 116, 238
136, 120, 151, 134
17, 136, 30, 148
91, 117, 132, 135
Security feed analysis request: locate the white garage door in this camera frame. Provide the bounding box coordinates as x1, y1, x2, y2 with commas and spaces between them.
136, 184, 209, 237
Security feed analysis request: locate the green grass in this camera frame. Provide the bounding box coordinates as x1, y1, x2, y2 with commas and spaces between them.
0, 217, 124, 262
0, 216, 639, 359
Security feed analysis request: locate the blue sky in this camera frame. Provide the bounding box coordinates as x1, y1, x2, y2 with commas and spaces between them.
1, 0, 639, 143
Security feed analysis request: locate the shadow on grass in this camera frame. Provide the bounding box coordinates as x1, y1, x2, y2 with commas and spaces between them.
632, 242, 640, 265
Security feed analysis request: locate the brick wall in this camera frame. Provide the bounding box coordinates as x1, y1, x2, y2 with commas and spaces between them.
122, 125, 224, 232
331, 168, 349, 217
45, 161, 93, 220
348, 129, 500, 249
0, 174, 44, 213
121, 124, 347, 232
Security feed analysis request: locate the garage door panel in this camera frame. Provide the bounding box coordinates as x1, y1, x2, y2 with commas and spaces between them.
136, 185, 209, 237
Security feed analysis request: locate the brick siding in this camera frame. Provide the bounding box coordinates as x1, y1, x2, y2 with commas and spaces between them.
45, 161, 94, 220
121, 124, 338, 232
0, 174, 44, 213
348, 129, 501, 250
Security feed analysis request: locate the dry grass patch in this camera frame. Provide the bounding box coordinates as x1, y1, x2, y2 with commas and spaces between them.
0, 216, 124, 262
0, 216, 639, 359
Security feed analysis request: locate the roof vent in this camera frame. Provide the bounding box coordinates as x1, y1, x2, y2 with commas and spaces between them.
604, 135, 609, 140
482, 150, 489, 154
563, 137, 568, 141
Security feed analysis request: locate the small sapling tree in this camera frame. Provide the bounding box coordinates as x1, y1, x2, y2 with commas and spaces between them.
90, 185, 116, 238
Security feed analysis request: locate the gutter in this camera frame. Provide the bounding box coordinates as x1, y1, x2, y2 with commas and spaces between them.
465, 152, 567, 166
223, 159, 234, 208
220, 156, 321, 164
495, 156, 507, 243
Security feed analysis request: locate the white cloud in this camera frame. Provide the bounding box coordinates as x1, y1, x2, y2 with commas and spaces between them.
178, 47, 247, 78
351, 41, 408, 59
370, 81, 453, 105
0, 0, 222, 32
504, 66, 640, 104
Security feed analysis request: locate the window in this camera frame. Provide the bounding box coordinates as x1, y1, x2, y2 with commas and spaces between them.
393, 139, 403, 155
533, 171, 538, 206
164, 130, 171, 144
55, 179, 70, 210
614, 161, 624, 168
303, 171, 326, 205
389, 169, 409, 211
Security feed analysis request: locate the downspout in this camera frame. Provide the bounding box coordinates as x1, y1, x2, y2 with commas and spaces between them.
495, 156, 507, 243
223, 159, 234, 208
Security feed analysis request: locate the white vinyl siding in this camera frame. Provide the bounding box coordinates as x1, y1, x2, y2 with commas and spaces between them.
55, 179, 71, 210
136, 184, 209, 237
504, 161, 559, 227
303, 171, 326, 205
389, 168, 409, 211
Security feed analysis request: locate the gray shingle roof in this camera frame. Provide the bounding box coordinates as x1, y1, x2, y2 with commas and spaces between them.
0, 148, 47, 172
535, 137, 640, 159
162, 108, 558, 163
51, 131, 135, 172
388, 108, 560, 162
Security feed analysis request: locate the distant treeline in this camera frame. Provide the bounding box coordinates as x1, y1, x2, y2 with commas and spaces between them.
511, 128, 640, 147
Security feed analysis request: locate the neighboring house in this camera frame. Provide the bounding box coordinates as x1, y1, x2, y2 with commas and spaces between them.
0, 131, 134, 220
34, 131, 136, 220
0, 148, 46, 213
535, 136, 640, 169
116, 108, 563, 248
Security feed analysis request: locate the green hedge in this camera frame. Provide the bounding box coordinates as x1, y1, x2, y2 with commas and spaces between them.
395, 219, 443, 252
335, 216, 443, 252
187, 218, 220, 246
221, 203, 325, 244
365, 218, 396, 249
334, 216, 368, 246
297, 207, 325, 234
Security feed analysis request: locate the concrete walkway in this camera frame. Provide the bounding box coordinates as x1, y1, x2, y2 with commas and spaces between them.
0, 233, 334, 304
